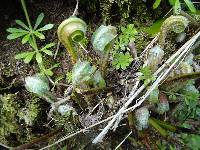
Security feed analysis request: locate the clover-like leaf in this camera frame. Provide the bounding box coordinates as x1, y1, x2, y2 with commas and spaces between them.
112, 53, 133, 70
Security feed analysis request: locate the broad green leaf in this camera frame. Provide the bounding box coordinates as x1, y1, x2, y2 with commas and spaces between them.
184, 0, 196, 13
6, 28, 28, 33
15, 51, 33, 59
42, 49, 53, 56
40, 43, 55, 51
22, 34, 30, 44
16, 20, 29, 30
92, 25, 117, 53
37, 24, 54, 31
153, 0, 161, 9
25, 74, 50, 96
34, 13, 44, 30
34, 31, 45, 39
143, 19, 164, 37
174, 0, 181, 14
168, 0, 176, 5
7, 32, 28, 40
72, 61, 96, 86
36, 52, 43, 64
24, 52, 35, 63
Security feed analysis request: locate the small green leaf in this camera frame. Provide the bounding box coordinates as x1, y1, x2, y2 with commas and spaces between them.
36, 52, 43, 64
49, 63, 60, 70
16, 20, 29, 30
34, 31, 45, 39
29, 37, 37, 50
7, 32, 28, 40
34, 13, 44, 30
40, 43, 55, 51
6, 28, 28, 33
15, 51, 33, 59
184, 0, 196, 13
42, 49, 53, 56
22, 34, 30, 44
37, 24, 54, 31
153, 0, 161, 9
143, 19, 164, 37
24, 52, 35, 63
44, 69, 53, 76
112, 53, 133, 70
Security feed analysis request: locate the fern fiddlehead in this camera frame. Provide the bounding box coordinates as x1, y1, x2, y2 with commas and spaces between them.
57, 17, 87, 63
159, 15, 189, 48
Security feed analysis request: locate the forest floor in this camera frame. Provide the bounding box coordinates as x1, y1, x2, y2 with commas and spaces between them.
0, 0, 200, 149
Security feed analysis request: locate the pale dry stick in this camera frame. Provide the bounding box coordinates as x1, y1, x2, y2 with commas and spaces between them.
54, 41, 60, 59
40, 116, 113, 150
40, 32, 200, 150
124, 32, 200, 115
40, 98, 144, 150
72, 0, 79, 16
92, 31, 200, 144
159, 48, 191, 85
112, 79, 140, 130
86, 101, 102, 118
123, 49, 190, 115
0, 143, 13, 149
140, 34, 159, 59
79, 42, 89, 53
114, 131, 132, 150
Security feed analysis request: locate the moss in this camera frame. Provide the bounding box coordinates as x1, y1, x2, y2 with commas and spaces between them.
18, 97, 41, 126
0, 94, 20, 145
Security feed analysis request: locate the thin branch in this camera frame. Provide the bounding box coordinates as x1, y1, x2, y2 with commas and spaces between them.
0, 143, 13, 149
114, 131, 132, 150
54, 41, 60, 59
72, 0, 79, 16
